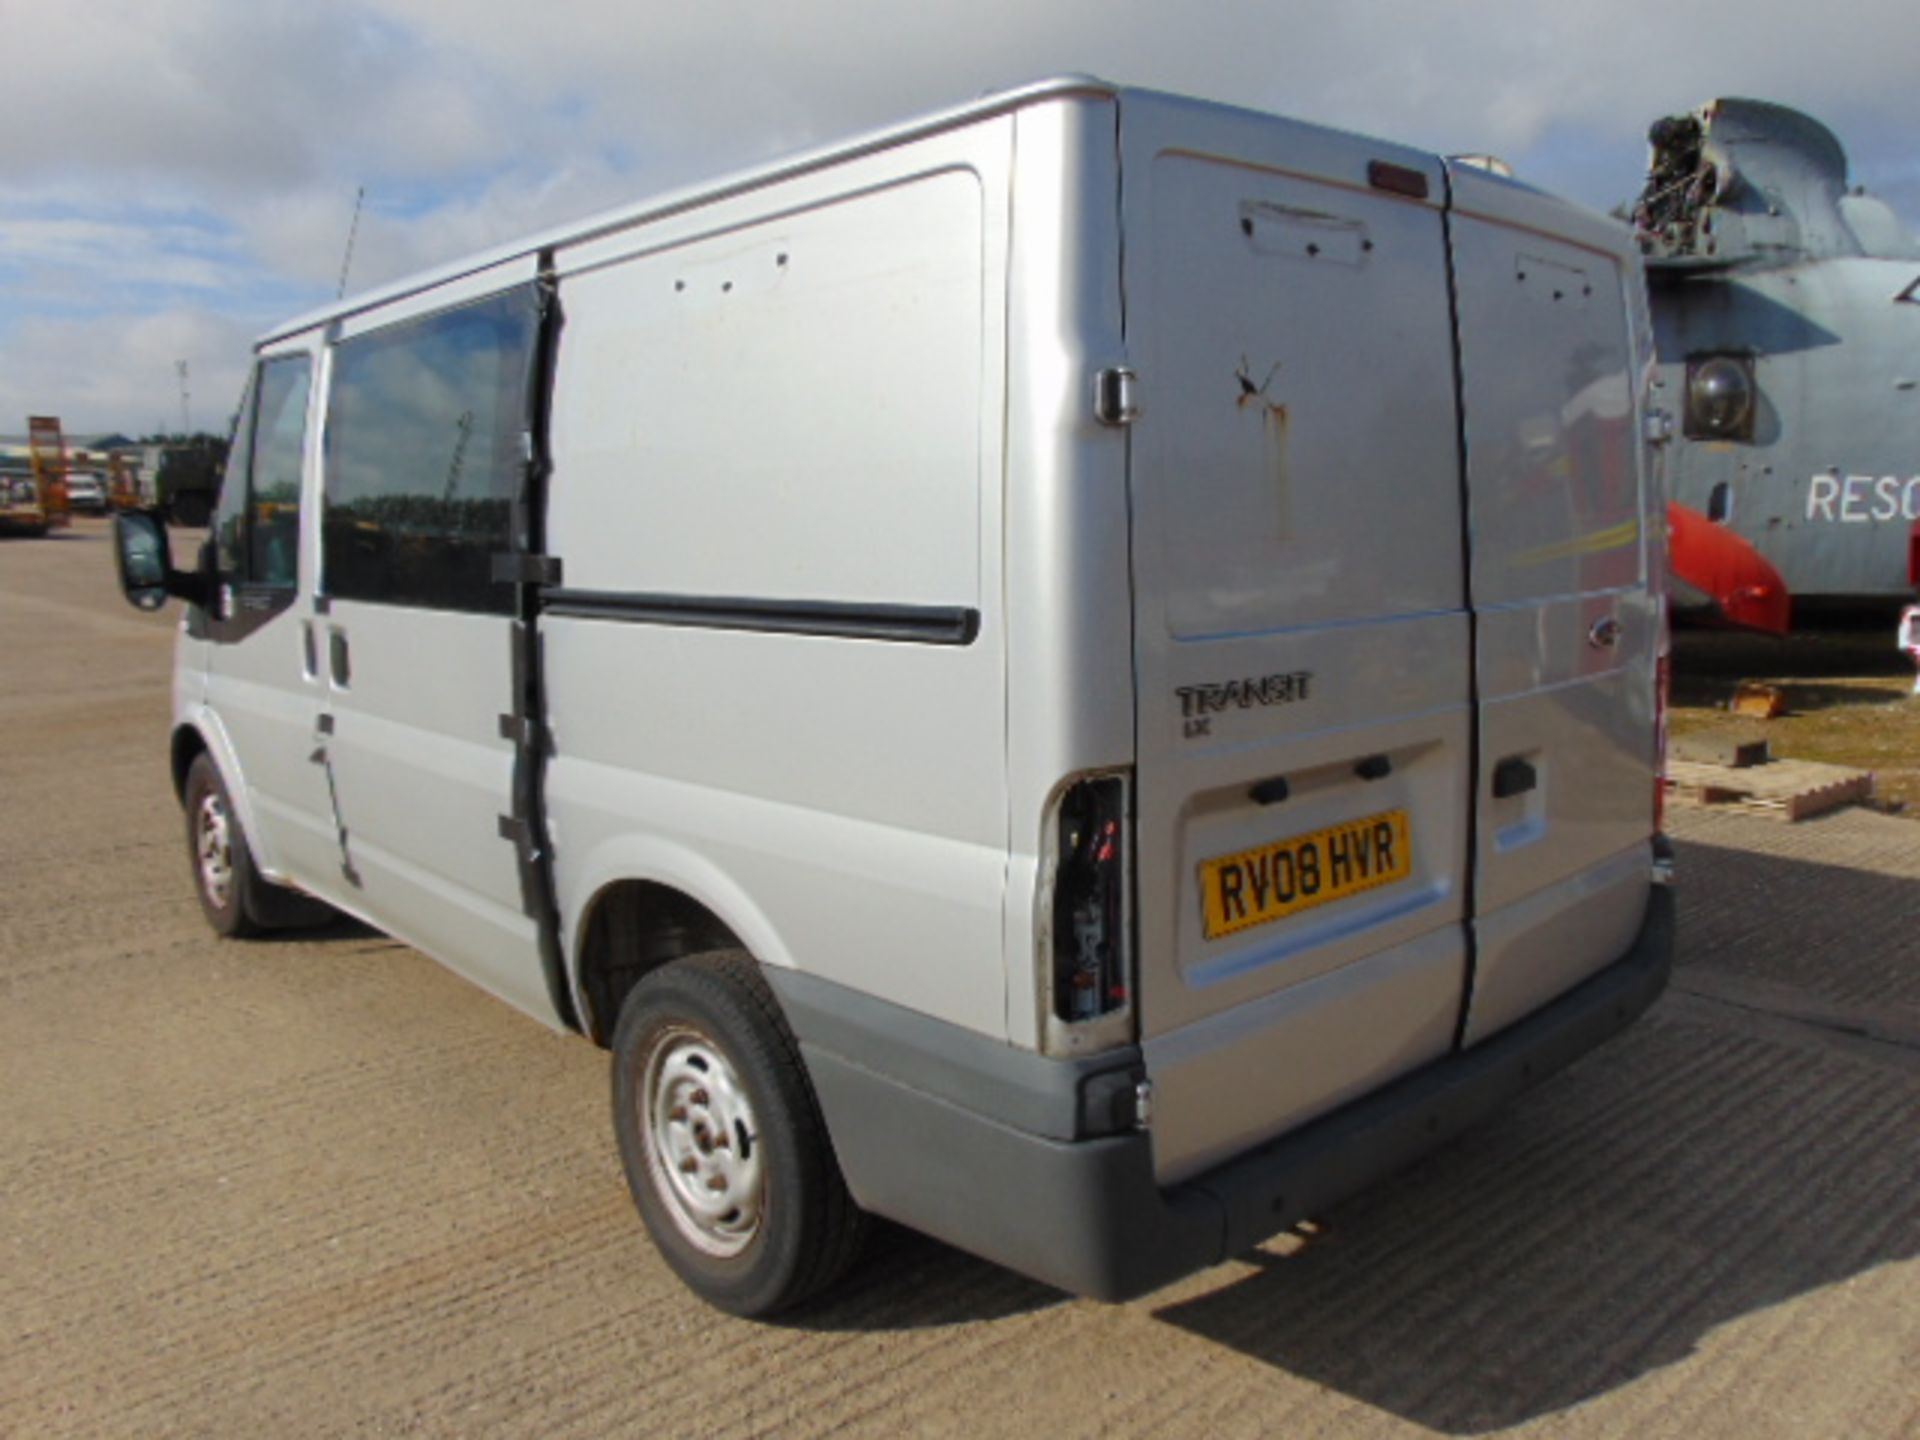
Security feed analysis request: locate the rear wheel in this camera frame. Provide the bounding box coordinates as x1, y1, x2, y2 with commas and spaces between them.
611, 950, 865, 1316
183, 754, 334, 935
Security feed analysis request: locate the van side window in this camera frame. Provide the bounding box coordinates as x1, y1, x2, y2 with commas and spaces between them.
322, 288, 539, 615
212, 354, 312, 589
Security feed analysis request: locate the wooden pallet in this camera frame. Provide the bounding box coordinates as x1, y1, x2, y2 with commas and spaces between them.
1665, 757, 1874, 822
1670, 733, 1771, 768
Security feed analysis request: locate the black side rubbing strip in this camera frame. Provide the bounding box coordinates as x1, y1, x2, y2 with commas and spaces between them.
542, 590, 982, 646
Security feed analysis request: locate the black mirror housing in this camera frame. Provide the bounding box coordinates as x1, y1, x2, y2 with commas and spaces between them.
113, 510, 209, 612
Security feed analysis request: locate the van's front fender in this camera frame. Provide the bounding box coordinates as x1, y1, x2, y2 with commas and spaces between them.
171, 709, 285, 882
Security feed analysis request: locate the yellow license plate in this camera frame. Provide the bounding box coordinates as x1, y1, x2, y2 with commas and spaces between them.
1199, 809, 1412, 940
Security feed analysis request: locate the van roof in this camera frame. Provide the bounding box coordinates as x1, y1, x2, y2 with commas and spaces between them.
260, 77, 1567, 351
260, 75, 1122, 347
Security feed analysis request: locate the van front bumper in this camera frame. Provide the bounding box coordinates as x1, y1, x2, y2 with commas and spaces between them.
772, 885, 1674, 1302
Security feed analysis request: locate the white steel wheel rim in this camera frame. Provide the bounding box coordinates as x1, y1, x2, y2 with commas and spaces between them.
638, 1024, 766, 1258
195, 790, 234, 911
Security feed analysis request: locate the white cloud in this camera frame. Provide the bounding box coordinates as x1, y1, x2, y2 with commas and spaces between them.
235, 159, 646, 296
0, 214, 239, 295
0, 308, 256, 440
17, 1, 1919, 212
359, 0, 1920, 193
3, 0, 1916, 432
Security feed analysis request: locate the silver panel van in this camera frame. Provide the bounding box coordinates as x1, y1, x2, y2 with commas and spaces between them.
116, 78, 1674, 1316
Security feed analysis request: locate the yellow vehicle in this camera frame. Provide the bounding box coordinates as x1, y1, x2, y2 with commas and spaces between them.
106, 452, 144, 510
1, 416, 72, 535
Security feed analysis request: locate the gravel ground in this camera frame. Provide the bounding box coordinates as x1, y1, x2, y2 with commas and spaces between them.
4, 519, 1917, 1439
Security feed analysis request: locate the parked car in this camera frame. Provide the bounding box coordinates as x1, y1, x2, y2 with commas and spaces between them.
65, 473, 109, 513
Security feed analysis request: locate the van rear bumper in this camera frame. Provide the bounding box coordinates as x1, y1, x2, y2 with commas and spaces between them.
774, 884, 1674, 1303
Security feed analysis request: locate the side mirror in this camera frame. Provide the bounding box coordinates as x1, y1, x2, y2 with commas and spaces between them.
113, 510, 208, 612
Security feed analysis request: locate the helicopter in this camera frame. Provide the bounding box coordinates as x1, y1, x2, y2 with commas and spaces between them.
1632, 98, 1920, 634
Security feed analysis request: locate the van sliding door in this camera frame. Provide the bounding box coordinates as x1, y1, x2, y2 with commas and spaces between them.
315, 261, 558, 1024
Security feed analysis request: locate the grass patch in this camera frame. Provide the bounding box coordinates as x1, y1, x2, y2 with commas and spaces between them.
1671, 629, 1920, 817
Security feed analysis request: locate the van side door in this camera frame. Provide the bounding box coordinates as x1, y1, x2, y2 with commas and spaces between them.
200, 337, 339, 888
314, 264, 557, 1023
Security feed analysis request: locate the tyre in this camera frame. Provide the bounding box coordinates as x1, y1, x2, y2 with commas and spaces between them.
611, 950, 866, 1316
183, 753, 334, 935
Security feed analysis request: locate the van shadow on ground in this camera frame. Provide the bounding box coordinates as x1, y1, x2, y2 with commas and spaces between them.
804, 839, 1920, 1429
1148, 837, 1919, 1432
794, 1219, 1066, 1329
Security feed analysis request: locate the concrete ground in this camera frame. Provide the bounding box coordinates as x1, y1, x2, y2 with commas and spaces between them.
4, 518, 1916, 1438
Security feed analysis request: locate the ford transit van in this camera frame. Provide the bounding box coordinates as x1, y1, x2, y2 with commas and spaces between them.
116, 77, 1675, 1316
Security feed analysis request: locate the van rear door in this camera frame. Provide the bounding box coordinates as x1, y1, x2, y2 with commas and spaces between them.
1118, 95, 1473, 1185
1445, 165, 1659, 1046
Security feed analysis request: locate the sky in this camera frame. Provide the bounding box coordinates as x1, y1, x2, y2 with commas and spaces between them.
4, 0, 1916, 437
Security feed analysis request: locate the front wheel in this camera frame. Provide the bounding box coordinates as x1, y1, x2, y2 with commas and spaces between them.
611, 950, 865, 1316
182, 754, 334, 935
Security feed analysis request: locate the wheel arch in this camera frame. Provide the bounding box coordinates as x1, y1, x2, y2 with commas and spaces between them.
169, 712, 283, 880
568, 850, 800, 1048
169, 722, 208, 804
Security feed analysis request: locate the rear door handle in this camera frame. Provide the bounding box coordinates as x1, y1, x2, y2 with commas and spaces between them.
1492, 756, 1537, 798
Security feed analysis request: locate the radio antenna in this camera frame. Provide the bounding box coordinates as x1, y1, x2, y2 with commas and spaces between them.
336, 185, 366, 299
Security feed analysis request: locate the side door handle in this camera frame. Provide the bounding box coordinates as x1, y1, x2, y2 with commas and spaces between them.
328, 627, 351, 689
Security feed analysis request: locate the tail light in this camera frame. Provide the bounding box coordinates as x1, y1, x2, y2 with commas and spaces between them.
1041, 774, 1133, 1052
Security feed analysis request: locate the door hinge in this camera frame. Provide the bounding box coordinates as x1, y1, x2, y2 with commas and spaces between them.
1644, 408, 1675, 445
1134, 1078, 1154, 1130
492, 552, 563, 586
498, 713, 544, 748
1094, 366, 1140, 427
